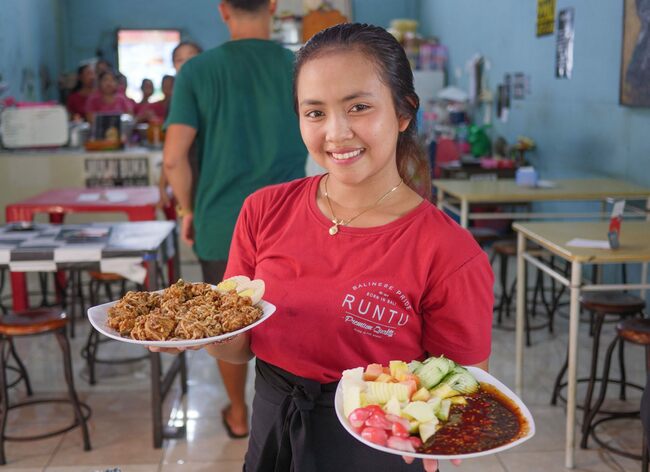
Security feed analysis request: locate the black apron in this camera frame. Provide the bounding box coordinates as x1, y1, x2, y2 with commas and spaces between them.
244, 359, 417, 472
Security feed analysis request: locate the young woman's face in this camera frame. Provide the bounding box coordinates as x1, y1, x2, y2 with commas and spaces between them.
80, 66, 96, 87
297, 49, 410, 186
173, 45, 200, 72
141, 80, 154, 98
161, 77, 174, 96
99, 74, 117, 95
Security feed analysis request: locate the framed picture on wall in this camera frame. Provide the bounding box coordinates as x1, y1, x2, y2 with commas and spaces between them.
620, 0, 650, 107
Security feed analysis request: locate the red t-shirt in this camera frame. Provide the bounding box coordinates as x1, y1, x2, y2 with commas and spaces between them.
85, 92, 134, 115
225, 176, 494, 383
66, 90, 91, 118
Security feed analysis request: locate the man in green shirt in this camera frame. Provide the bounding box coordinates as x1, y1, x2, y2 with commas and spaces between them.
163, 0, 306, 438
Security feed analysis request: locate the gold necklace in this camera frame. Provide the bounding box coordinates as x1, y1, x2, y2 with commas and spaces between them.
323, 174, 403, 236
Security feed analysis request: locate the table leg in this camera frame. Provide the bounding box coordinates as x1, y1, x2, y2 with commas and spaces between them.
150, 351, 163, 448
436, 188, 445, 210
49, 212, 67, 304
148, 243, 187, 448
641, 262, 648, 301
565, 260, 582, 469
9, 272, 29, 311
515, 232, 526, 397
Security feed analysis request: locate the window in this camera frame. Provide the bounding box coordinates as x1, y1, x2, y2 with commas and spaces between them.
116, 29, 181, 102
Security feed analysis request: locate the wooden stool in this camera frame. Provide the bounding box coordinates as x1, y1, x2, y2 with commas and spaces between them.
582, 318, 650, 470
0, 308, 91, 465
81, 273, 145, 385
551, 292, 645, 411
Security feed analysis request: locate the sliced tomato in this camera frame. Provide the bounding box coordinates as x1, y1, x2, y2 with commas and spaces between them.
348, 408, 372, 429
363, 405, 385, 417
387, 435, 416, 453
365, 413, 393, 430
361, 426, 388, 446
385, 414, 411, 432
390, 421, 410, 438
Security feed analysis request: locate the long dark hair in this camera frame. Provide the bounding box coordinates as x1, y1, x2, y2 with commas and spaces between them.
294, 23, 431, 200
72, 64, 93, 93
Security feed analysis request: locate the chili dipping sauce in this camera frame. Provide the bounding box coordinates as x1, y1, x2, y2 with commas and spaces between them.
421, 383, 528, 455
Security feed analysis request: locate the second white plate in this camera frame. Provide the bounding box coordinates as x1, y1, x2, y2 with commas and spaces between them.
334, 366, 535, 460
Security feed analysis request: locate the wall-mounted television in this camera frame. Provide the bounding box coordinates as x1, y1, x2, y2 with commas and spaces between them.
116, 29, 181, 102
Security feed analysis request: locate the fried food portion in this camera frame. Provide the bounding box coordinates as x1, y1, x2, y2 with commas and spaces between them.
106, 279, 263, 341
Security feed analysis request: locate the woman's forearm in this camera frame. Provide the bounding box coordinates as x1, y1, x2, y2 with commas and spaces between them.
204, 332, 254, 364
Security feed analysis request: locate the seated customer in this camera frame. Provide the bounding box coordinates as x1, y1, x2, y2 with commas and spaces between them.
150, 75, 174, 120
66, 64, 96, 121
135, 78, 155, 122
85, 70, 134, 123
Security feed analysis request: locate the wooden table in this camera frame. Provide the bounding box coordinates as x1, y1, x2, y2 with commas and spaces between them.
434, 178, 650, 228
5, 186, 177, 311
513, 221, 650, 468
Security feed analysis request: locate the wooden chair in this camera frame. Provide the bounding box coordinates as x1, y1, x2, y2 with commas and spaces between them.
0, 308, 91, 465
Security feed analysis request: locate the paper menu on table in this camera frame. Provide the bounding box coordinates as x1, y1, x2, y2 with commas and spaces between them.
104, 191, 128, 202
566, 238, 611, 249
77, 193, 101, 202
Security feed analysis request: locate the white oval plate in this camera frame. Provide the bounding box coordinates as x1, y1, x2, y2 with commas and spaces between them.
87, 290, 276, 348
334, 366, 535, 460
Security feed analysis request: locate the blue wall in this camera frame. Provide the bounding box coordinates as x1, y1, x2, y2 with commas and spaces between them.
0, 0, 63, 101
61, 0, 419, 72
419, 0, 650, 187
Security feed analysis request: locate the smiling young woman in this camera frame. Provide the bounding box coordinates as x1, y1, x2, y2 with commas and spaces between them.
160, 23, 493, 472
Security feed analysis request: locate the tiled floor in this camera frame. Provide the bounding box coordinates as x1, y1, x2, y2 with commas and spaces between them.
1, 261, 646, 472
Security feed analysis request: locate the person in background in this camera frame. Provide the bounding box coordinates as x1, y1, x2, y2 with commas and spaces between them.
172, 41, 203, 71
150, 75, 174, 119
158, 42, 203, 209
66, 64, 96, 120
156, 23, 492, 471
163, 0, 307, 439
85, 70, 134, 123
116, 73, 137, 109
95, 58, 113, 76
134, 78, 155, 122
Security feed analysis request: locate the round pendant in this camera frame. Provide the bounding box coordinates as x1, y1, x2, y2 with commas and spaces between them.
329, 225, 339, 236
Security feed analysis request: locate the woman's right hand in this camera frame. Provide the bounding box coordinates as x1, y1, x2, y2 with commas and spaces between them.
147, 344, 203, 355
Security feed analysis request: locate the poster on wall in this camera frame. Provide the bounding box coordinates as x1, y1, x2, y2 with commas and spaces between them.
555, 8, 575, 79
536, 0, 556, 36
513, 73, 526, 99
620, 0, 650, 107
